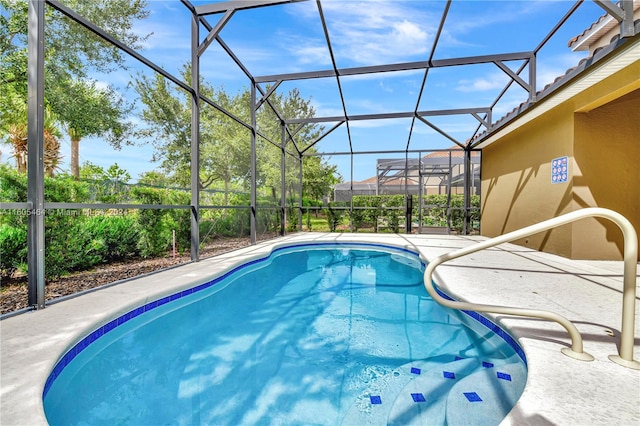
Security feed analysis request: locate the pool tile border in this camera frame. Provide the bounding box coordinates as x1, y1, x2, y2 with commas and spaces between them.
434, 286, 527, 366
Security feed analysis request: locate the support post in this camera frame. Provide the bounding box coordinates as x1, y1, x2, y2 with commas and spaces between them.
446, 151, 452, 233
404, 152, 410, 234
27, 0, 46, 309
190, 8, 200, 261
418, 157, 424, 233
529, 53, 537, 103
349, 154, 354, 232
298, 156, 303, 231
463, 147, 472, 235
280, 122, 286, 236
619, 0, 635, 38
250, 83, 257, 244
594, 0, 635, 38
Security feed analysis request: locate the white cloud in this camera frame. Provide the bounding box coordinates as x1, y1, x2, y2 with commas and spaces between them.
535, 52, 588, 89
379, 80, 393, 93
134, 19, 189, 53
456, 71, 510, 93
288, 41, 332, 66
290, 1, 437, 66
393, 20, 427, 44
309, 99, 345, 119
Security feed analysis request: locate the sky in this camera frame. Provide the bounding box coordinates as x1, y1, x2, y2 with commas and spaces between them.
2, 0, 609, 183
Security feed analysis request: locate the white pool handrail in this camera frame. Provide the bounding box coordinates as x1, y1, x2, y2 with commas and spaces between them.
422, 207, 639, 369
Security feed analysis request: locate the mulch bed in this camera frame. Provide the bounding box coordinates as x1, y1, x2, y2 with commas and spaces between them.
1, 237, 252, 315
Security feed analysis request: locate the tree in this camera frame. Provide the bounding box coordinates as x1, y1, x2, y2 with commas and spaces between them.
49, 79, 134, 177
0, 0, 149, 174
1, 0, 150, 83
133, 71, 192, 187
133, 68, 253, 202
200, 105, 252, 204
303, 155, 341, 202
138, 170, 173, 188
78, 161, 131, 203
255, 88, 327, 201
133, 68, 341, 206
1, 94, 62, 176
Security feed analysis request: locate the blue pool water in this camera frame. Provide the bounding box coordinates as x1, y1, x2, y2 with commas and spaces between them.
43, 243, 526, 425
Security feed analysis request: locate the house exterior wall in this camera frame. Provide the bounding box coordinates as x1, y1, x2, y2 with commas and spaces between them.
480, 58, 639, 260
480, 104, 576, 257
572, 88, 640, 259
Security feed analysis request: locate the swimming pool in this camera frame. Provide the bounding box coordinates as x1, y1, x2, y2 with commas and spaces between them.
43, 243, 527, 425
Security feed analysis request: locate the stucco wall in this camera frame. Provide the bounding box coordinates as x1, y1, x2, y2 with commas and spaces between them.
480, 59, 639, 260
480, 104, 576, 257
572, 89, 640, 259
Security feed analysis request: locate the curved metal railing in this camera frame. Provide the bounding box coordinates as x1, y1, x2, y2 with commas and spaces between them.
422, 207, 639, 369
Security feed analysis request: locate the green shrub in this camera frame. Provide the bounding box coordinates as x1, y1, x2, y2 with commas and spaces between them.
199, 219, 217, 241
0, 164, 27, 206
257, 209, 281, 235
225, 194, 251, 236
362, 196, 383, 232
83, 215, 140, 261
449, 194, 480, 233
351, 195, 405, 232
350, 197, 369, 231
302, 197, 322, 208
164, 190, 191, 253
43, 177, 98, 276
129, 186, 195, 256
286, 207, 298, 232
203, 207, 250, 237
200, 214, 228, 238
381, 194, 404, 233
45, 216, 104, 278
45, 175, 90, 203
420, 194, 480, 231
131, 187, 169, 258
324, 202, 347, 231
0, 224, 27, 280
1, 168, 97, 278
304, 209, 312, 230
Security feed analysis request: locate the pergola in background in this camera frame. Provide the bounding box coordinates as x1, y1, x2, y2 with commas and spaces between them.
19, 0, 637, 308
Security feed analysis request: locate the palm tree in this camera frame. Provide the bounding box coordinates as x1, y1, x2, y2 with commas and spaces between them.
6, 121, 27, 173
3, 100, 62, 176
43, 115, 62, 177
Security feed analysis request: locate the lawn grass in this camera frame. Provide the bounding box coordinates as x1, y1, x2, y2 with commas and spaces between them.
302, 214, 331, 232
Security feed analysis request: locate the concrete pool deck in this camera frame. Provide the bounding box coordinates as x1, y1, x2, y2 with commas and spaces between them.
1, 233, 638, 425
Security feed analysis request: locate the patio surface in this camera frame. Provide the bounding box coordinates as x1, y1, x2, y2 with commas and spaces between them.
1, 233, 638, 425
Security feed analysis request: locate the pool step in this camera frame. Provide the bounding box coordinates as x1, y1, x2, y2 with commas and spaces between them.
341, 357, 525, 426
387, 357, 484, 425
341, 357, 480, 426
444, 362, 526, 426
